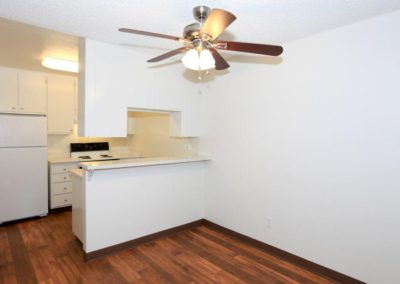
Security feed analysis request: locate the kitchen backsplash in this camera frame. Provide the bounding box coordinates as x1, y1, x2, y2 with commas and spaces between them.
48, 112, 198, 157
47, 124, 135, 155
131, 112, 198, 158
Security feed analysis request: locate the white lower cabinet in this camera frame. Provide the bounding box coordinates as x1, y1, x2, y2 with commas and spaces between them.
52, 172, 72, 183
49, 161, 79, 209
52, 182, 72, 195
51, 193, 73, 208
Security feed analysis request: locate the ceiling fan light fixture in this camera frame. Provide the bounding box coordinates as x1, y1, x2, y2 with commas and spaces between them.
199, 49, 215, 70
42, 57, 78, 73
118, 6, 283, 73
182, 49, 215, 71
182, 49, 198, 70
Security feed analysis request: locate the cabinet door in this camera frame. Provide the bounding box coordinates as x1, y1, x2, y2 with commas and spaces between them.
47, 75, 76, 134
0, 67, 18, 113
19, 71, 47, 114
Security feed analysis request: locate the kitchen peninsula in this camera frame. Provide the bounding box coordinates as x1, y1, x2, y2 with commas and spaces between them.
71, 155, 211, 259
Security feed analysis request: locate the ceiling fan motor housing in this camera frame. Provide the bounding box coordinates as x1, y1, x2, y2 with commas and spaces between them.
183, 23, 201, 39
183, 6, 212, 39
193, 6, 211, 22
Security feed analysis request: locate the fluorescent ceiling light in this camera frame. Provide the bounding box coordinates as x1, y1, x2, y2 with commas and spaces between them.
182, 49, 215, 71
42, 57, 78, 73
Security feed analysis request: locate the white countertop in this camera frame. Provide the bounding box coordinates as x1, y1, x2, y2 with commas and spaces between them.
79, 155, 211, 171
48, 152, 142, 164
47, 154, 80, 163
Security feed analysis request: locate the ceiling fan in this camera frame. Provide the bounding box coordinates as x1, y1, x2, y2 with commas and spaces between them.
119, 6, 283, 72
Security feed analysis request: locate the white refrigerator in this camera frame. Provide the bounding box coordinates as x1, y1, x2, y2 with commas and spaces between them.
0, 114, 48, 224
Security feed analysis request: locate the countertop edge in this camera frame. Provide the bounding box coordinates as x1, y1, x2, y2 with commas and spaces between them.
47, 156, 80, 163
80, 156, 212, 171
48, 152, 142, 164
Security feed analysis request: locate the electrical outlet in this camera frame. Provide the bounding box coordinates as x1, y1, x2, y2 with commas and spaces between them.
266, 217, 272, 228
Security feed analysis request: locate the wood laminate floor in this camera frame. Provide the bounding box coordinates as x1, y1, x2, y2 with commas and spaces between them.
0, 211, 339, 284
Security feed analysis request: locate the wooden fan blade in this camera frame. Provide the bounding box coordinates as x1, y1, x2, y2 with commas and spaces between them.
200, 9, 236, 40
209, 48, 230, 70
147, 47, 188, 63
218, 41, 283, 56
119, 28, 183, 41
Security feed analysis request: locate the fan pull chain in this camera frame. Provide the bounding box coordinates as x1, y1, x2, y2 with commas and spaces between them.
198, 69, 202, 80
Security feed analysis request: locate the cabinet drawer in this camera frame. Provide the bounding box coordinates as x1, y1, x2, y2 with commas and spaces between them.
51, 172, 71, 183
51, 162, 78, 174
51, 193, 72, 208
52, 182, 72, 195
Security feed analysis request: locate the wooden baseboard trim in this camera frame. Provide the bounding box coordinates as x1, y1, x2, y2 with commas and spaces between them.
50, 206, 72, 214
203, 220, 365, 284
85, 219, 206, 261
84, 218, 364, 283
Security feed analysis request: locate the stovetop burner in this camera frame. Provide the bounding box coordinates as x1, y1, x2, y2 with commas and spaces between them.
78, 155, 91, 159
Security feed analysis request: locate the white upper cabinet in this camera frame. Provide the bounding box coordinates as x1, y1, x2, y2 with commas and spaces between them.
78, 39, 202, 137
47, 75, 76, 134
19, 71, 47, 114
0, 67, 47, 115
0, 67, 18, 113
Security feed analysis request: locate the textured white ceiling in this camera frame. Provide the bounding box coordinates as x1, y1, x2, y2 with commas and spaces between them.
0, 17, 78, 72
0, 0, 399, 58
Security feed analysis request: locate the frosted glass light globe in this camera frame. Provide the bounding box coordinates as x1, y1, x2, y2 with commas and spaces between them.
182, 49, 216, 71
182, 49, 200, 71
199, 49, 215, 70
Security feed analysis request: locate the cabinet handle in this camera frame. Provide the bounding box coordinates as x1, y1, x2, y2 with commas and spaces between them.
64, 177, 66, 179
64, 199, 67, 202
12, 107, 16, 110
20, 107, 24, 110
64, 187, 67, 190
63, 168, 67, 171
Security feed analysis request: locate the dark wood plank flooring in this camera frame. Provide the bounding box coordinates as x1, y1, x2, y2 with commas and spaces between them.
0, 212, 339, 283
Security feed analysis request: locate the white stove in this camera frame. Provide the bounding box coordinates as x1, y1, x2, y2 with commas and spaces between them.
70, 142, 119, 162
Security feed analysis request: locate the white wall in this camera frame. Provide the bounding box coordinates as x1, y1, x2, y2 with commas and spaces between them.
78, 39, 206, 137
199, 11, 400, 284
